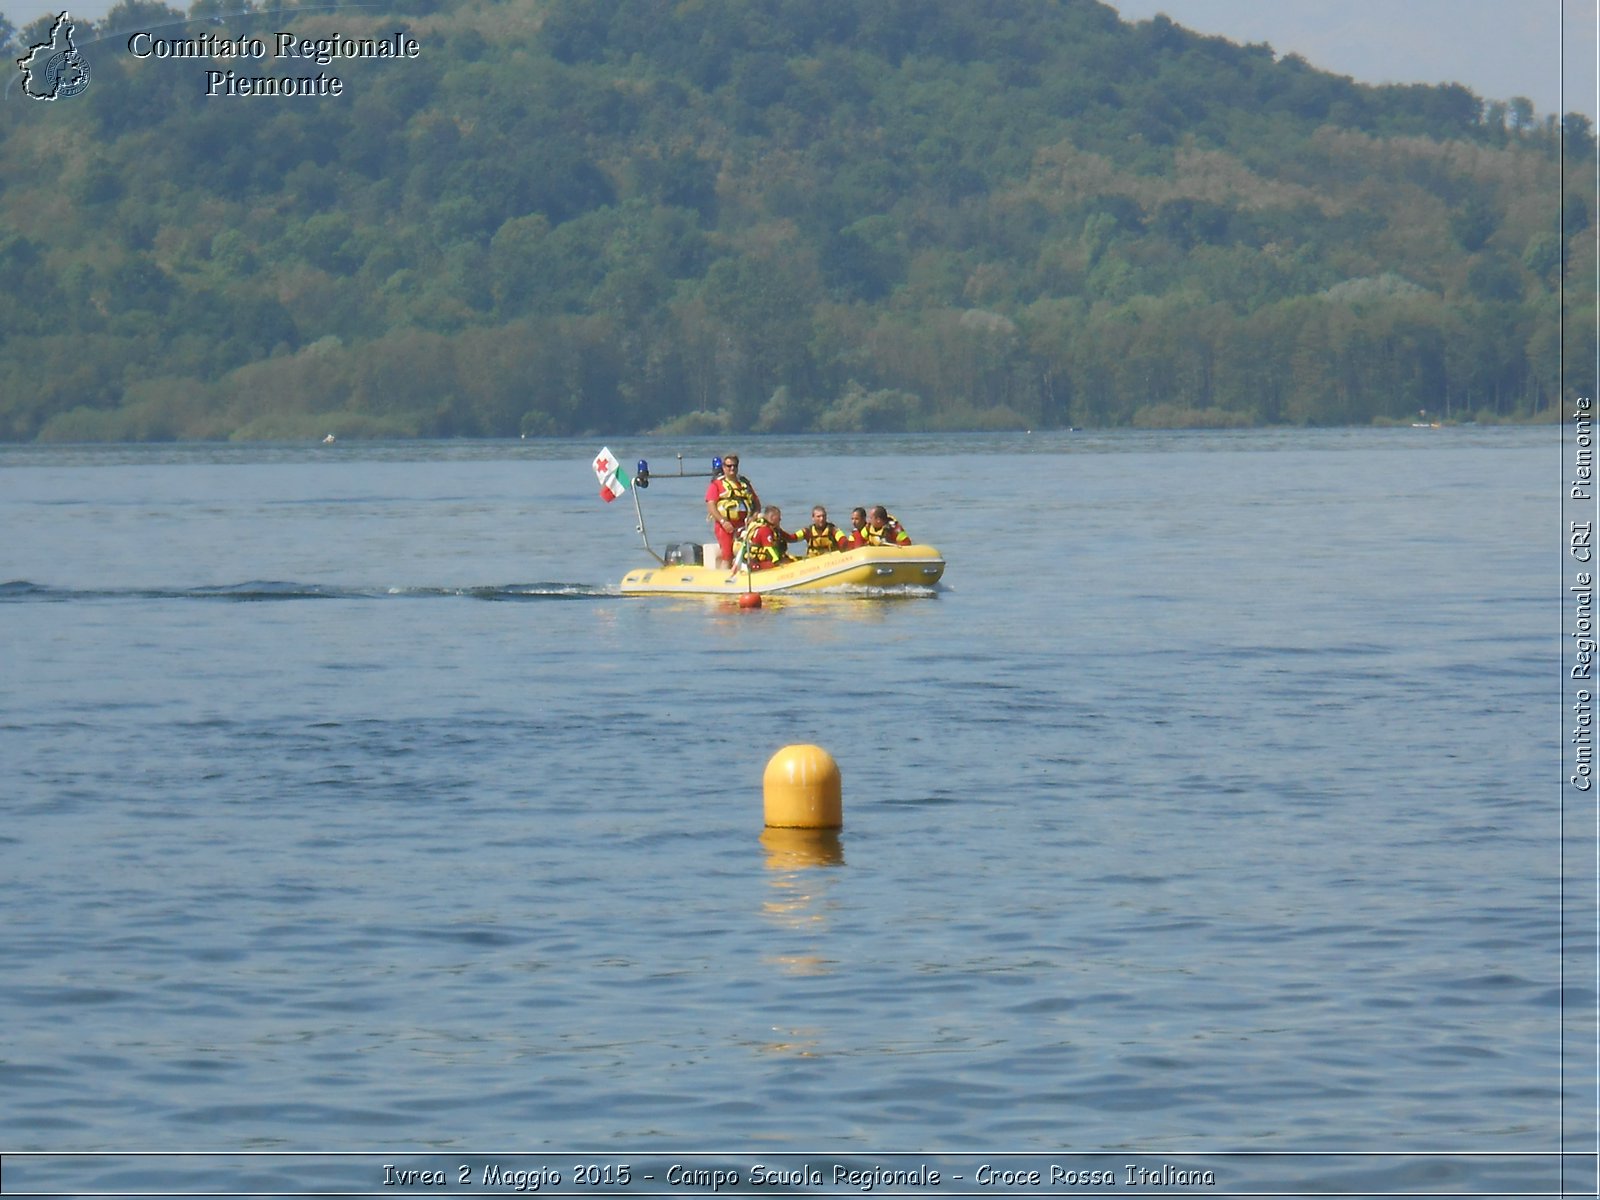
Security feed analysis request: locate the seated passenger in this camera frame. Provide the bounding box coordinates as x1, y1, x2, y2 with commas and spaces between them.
861, 505, 911, 546
794, 506, 843, 556
838, 506, 869, 550
740, 507, 794, 570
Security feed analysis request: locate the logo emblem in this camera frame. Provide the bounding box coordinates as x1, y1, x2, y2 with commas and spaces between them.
17, 12, 90, 100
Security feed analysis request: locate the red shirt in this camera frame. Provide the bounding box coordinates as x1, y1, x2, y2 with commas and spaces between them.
743, 521, 783, 569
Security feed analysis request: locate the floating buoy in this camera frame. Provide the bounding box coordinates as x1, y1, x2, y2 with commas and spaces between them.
738, 591, 762, 609
763, 744, 842, 829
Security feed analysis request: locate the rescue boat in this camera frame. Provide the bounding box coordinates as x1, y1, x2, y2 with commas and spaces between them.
594, 449, 945, 597
621, 541, 945, 596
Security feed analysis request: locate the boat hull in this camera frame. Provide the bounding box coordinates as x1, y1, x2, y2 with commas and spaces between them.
621, 544, 946, 595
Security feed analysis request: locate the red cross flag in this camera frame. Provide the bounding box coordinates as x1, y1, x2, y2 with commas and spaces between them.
592, 446, 631, 503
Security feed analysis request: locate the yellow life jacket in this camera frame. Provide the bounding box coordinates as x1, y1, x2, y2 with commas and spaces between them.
861, 513, 908, 545
736, 519, 781, 568
797, 522, 840, 555
713, 474, 756, 522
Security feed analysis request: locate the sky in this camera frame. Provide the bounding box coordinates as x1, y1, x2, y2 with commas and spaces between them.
13, 0, 1598, 124
1107, 0, 1598, 123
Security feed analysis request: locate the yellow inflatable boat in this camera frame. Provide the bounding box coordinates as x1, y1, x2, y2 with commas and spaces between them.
621, 542, 946, 596
595, 450, 945, 597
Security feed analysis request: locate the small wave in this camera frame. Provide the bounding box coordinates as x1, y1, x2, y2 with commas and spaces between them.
0, 579, 613, 603
385, 583, 610, 600
191, 581, 357, 600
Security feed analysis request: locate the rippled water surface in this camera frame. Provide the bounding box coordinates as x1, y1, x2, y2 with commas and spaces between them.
0, 428, 1579, 1194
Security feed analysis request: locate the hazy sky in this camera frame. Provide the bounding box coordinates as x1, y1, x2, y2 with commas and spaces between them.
15, 0, 1599, 124
1108, 0, 1597, 122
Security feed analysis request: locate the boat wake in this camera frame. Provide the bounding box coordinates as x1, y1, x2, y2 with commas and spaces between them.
803, 583, 943, 598
0, 580, 614, 603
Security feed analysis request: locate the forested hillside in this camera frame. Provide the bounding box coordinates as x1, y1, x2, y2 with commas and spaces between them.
0, 0, 1592, 440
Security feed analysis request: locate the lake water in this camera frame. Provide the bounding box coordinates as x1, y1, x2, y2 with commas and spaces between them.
0, 427, 1589, 1198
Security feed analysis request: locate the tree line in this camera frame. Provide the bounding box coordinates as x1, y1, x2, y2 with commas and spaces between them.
0, 0, 1591, 441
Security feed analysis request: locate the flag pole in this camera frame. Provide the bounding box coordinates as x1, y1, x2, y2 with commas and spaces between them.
632, 483, 662, 563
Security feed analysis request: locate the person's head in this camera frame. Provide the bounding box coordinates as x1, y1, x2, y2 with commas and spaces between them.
722, 454, 740, 474
763, 505, 781, 524
868, 505, 889, 527
850, 507, 867, 528
811, 506, 828, 526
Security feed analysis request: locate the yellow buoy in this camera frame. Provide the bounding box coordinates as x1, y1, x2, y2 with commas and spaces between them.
763, 744, 842, 829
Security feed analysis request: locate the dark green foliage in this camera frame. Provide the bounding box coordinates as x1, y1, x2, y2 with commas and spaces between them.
0, 0, 1581, 441
1566, 191, 1592, 237
1153, 199, 1234, 250
1450, 198, 1498, 252
1465, 255, 1526, 303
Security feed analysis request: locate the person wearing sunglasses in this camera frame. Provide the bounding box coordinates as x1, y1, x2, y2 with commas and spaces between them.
705, 453, 760, 568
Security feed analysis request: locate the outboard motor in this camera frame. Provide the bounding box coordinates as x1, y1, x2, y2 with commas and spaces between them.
663, 543, 704, 566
